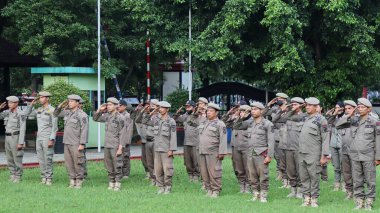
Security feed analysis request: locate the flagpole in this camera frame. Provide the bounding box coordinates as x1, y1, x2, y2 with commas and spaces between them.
97, 0, 101, 153
188, 0, 192, 100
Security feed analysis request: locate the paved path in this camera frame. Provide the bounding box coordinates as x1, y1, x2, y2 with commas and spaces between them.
0, 145, 186, 167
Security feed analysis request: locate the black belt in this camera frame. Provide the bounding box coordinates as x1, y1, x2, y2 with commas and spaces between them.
5, 131, 20, 136
146, 137, 154, 142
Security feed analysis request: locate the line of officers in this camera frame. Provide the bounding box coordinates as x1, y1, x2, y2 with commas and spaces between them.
0, 92, 134, 191
219, 92, 380, 210
1, 91, 379, 209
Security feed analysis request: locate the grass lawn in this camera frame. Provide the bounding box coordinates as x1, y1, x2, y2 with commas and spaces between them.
0, 156, 379, 213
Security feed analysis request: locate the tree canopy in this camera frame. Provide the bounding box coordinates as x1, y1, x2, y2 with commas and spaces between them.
2, 0, 380, 105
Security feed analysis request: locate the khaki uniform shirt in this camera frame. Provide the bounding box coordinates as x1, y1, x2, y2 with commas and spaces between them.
93, 111, 127, 148
198, 118, 228, 155
26, 105, 58, 140
298, 114, 330, 157
0, 108, 28, 144
54, 108, 89, 145
153, 116, 177, 152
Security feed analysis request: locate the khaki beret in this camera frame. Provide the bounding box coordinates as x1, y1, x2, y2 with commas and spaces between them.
158, 101, 171, 108
150, 99, 159, 105
38, 91, 51, 97
207, 103, 220, 111
344, 100, 357, 107
67, 94, 81, 101
79, 98, 84, 104
6, 96, 19, 102
305, 97, 320, 105
198, 97, 209, 104
276, 93, 289, 99
250, 101, 265, 109
357, 98, 372, 108
239, 105, 251, 111
107, 97, 119, 104
291, 97, 304, 104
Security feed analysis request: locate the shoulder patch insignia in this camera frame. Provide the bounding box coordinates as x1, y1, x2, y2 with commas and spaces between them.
82, 117, 87, 124
223, 127, 227, 134
21, 115, 26, 121
271, 126, 275, 133
120, 120, 125, 128
322, 124, 328, 132
171, 124, 176, 132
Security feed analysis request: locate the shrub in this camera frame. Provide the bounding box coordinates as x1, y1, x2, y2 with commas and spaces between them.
44, 79, 91, 130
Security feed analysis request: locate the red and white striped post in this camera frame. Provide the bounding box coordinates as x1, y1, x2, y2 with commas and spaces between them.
146, 30, 151, 101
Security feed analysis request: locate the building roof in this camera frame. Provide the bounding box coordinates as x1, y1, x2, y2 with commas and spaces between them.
31, 67, 96, 74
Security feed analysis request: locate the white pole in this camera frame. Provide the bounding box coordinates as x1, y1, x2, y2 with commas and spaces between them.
97, 0, 101, 153
188, 0, 192, 100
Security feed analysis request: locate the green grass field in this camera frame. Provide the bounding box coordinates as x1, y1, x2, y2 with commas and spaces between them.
0, 156, 379, 213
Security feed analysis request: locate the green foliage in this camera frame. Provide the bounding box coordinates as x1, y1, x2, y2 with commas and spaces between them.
43, 79, 91, 130
2, 0, 380, 105
93, 58, 122, 79
165, 88, 198, 113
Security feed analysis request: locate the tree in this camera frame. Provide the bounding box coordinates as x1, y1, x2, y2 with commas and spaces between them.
3, 0, 380, 106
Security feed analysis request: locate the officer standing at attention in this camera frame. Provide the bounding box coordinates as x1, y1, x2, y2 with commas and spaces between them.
93, 97, 127, 191
231, 104, 252, 193
298, 97, 330, 207
153, 101, 177, 194
191, 97, 209, 190
142, 99, 160, 185
26, 91, 58, 186
246, 102, 275, 203
198, 103, 228, 198
334, 100, 357, 200
0, 96, 27, 183
325, 102, 345, 191
272, 97, 305, 199
221, 103, 240, 188
118, 99, 134, 179
173, 100, 200, 182
336, 98, 380, 210
134, 102, 150, 179
54, 94, 89, 189
263, 93, 289, 188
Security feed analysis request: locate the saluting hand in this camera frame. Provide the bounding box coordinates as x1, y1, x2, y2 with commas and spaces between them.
59, 100, 68, 108
0, 102, 6, 110
176, 106, 184, 114
99, 103, 107, 112
31, 96, 40, 106
268, 98, 278, 106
